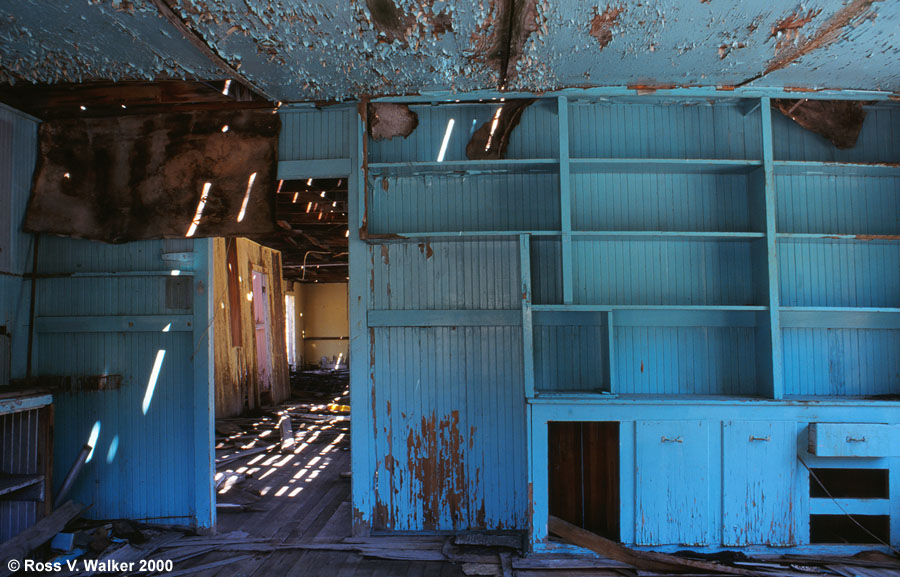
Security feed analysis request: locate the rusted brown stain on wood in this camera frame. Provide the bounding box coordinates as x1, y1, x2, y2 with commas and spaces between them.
770, 8, 822, 52
417, 241, 434, 259
380, 244, 390, 265
405, 410, 473, 530
467, 99, 534, 160
762, 0, 880, 78
25, 109, 279, 242
589, 4, 623, 49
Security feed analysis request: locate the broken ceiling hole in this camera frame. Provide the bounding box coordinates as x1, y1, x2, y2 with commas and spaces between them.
466, 99, 534, 160
590, 5, 624, 49
772, 99, 867, 149
368, 102, 419, 141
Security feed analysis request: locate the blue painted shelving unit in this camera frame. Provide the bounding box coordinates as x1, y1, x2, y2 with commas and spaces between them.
350, 94, 900, 551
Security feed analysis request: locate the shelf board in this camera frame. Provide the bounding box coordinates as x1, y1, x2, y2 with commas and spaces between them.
0, 475, 43, 497
774, 160, 900, 177
367, 158, 558, 175
368, 230, 560, 241
570, 158, 762, 174
781, 307, 900, 329
572, 231, 764, 240
777, 233, 900, 242
532, 305, 766, 327
781, 306, 900, 313
533, 304, 767, 312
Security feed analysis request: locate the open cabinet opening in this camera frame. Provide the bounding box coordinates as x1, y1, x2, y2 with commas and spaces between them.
548, 421, 620, 541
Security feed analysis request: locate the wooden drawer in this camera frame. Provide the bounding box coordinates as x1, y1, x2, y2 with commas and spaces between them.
808, 423, 893, 457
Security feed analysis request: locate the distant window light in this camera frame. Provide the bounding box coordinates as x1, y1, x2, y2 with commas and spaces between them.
162, 323, 172, 333
221, 125, 229, 133
276, 180, 284, 194
79, 105, 86, 111
437, 118, 455, 162
121, 104, 127, 109
186, 182, 212, 237
320, 190, 326, 198
223, 79, 232, 95
306, 202, 312, 214
332, 201, 336, 207
307, 178, 313, 186
63, 172, 71, 179
237, 172, 257, 222
345, 229, 349, 237
292, 192, 299, 203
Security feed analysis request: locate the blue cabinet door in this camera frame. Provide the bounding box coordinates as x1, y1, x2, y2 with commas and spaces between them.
722, 421, 797, 546
635, 420, 711, 545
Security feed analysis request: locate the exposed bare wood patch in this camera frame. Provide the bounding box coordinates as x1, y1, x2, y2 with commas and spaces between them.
589, 5, 624, 49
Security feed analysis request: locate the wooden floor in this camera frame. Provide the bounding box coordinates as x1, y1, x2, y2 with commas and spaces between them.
174, 391, 466, 577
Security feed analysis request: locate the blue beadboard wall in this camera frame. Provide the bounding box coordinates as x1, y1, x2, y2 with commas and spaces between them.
33, 236, 215, 528
0, 104, 38, 385
333, 93, 900, 549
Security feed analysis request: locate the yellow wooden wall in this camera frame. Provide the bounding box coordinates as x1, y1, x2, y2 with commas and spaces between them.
213, 238, 290, 418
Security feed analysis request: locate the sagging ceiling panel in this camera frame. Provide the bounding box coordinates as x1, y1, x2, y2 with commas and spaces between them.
25, 109, 279, 242
1, 1, 899, 101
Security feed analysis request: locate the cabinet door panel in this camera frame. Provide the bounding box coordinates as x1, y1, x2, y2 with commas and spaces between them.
723, 421, 797, 546
635, 421, 710, 545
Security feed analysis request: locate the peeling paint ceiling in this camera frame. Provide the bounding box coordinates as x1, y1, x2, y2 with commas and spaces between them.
1, 0, 899, 101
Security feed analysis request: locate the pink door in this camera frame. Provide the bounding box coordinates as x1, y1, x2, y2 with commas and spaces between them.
251, 271, 271, 392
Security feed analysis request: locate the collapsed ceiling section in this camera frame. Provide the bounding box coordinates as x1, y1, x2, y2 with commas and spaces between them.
1, 0, 899, 102
25, 109, 279, 242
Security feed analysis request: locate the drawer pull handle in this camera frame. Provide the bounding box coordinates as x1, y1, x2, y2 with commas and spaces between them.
750, 435, 770, 442
661, 436, 683, 443
846, 436, 867, 443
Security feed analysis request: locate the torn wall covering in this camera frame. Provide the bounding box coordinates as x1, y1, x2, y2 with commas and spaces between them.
2, 1, 899, 101
24, 109, 279, 243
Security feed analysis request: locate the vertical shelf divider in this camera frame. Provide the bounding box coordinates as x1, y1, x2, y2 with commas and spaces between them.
521, 234, 535, 398
761, 97, 784, 399
558, 96, 574, 304
607, 310, 617, 394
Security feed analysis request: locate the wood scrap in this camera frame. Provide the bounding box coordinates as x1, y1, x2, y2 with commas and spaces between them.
549, 516, 760, 576
279, 412, 294, 451
0, 501, 84, 577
